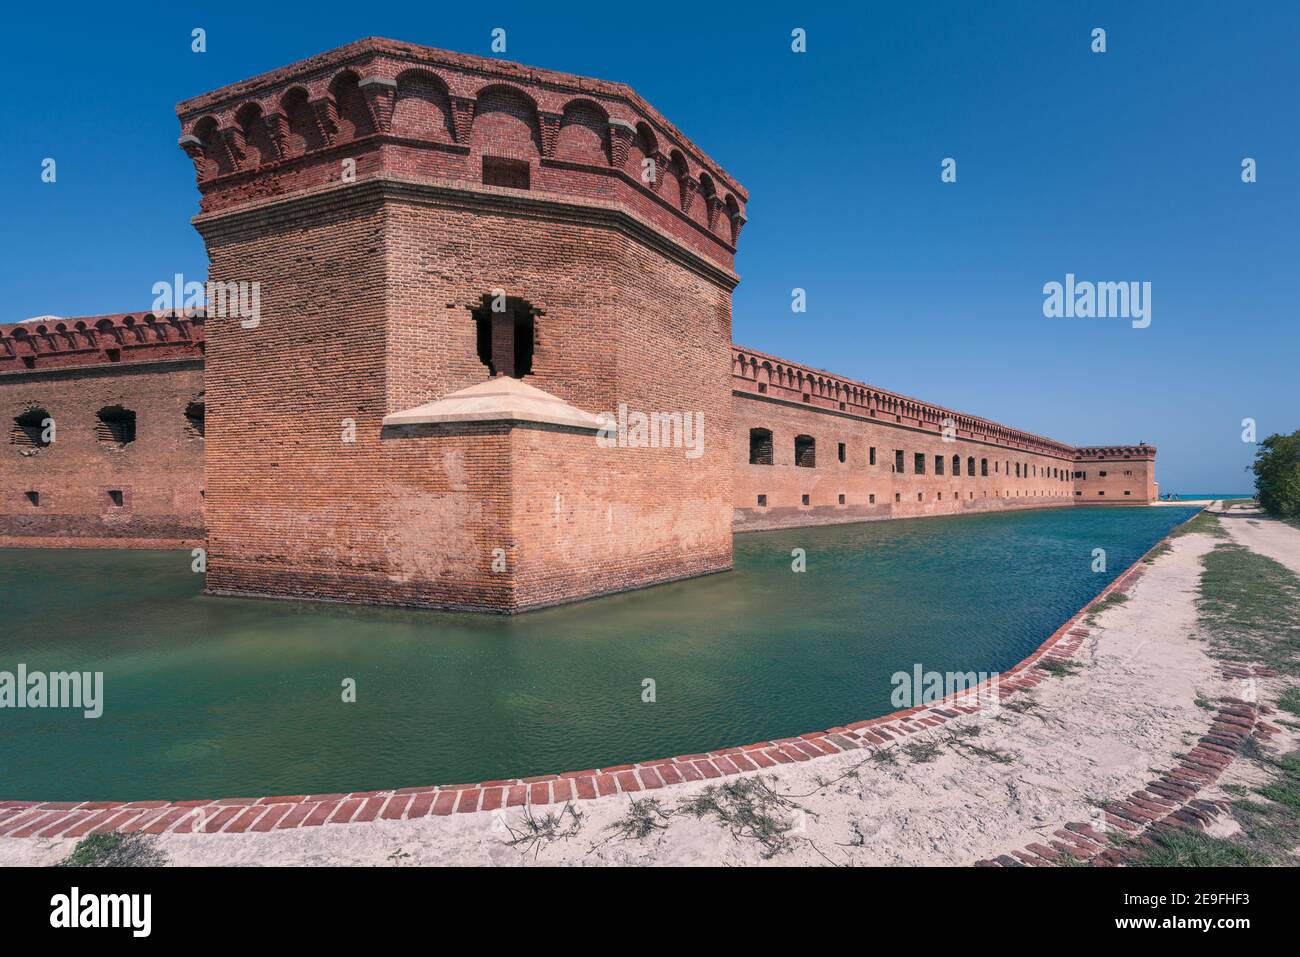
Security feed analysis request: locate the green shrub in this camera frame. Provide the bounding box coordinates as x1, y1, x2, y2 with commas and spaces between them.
1252, 430, 1300, 519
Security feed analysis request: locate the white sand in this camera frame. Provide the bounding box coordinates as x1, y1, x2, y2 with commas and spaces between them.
1, 524, 1242, 867
1219, 504, 1300, 577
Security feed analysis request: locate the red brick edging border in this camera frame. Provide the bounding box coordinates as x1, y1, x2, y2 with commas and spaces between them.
0, 530, 1210, 844
976, 674, 1279, 867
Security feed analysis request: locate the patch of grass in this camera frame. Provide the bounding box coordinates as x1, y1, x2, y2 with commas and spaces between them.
1278, 686, 1300, 718
501, 802, 584, 860
57, 833, 166, 868
901, 740, 942, 763
1193, 697, 1216, 711
605, 798, 670, 841
1198, 543, 1300, 677
869, 746, 898, 765
1170, 510, 1228, 539
1000, 696, 1038, 715
678, 777, 804, 859
1035, 657, 1081, 678
1132, 829, 1271, 867
1085, 591, 1129, 625
1143, 542, 1172, 564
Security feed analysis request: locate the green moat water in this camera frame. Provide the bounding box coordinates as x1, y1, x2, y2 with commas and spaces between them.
0, 506, 1198, 801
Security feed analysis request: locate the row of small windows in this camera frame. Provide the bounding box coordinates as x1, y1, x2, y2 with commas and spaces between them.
9, 403, 204, 453
748, 428, 1070, 481
753, 487, 1072, 508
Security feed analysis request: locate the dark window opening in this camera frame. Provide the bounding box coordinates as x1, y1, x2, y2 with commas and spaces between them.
801, 393, 810, 403
981, 458, 988, 476
894, 449, 905, 473
473, 294, 537, 378
482, 156, 530, 190
12, 407, 51, 450
801, 494, 810, 506
21, 356, 35, 369
914, 452, 925, 474
757, 383, 767, 394
895, 492, 901, 503
838, 442, 846, 463
967, 456, 975, 476
869, 447, 876, 466
795, 434, 816, 468
757, 494, 767, 507
838, 493, 846, 505
869, 494, 876, 504
1098, 470, 1108, 477
107, 489, 125, 507
95, 406, 136, 447
105, 348, 121, 363
749, 428, 773, 465
952, 454, 960, 476
24, 490, 39, 506
185, 400, 205, 437
935, 455, 945, 475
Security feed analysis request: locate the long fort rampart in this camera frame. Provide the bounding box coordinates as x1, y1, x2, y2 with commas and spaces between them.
0, 38, 1156, 610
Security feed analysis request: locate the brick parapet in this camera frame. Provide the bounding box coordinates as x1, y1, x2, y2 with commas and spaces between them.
1072, 444, 1157, 461
0, 312, 205, 376
175, 38, 746, 270
733, 344, 1078, 460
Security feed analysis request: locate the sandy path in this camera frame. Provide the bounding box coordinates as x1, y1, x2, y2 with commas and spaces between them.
1220, 505, 1300, 576
0, 527, 1229, 867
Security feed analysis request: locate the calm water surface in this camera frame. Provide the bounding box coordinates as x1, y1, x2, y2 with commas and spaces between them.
0, 506, 1197, 800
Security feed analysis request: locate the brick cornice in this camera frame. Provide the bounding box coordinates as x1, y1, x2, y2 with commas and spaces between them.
193, 176, 741, 290
175, 37, 748, 204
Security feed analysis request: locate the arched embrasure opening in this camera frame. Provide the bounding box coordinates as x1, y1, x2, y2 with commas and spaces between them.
95, 405, 136, 447
472, 294, 537, 378
12, 407, 51, 452
185, 397, 205, 437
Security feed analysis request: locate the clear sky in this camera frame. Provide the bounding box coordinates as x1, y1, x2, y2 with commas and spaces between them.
1, 1, 1294, 492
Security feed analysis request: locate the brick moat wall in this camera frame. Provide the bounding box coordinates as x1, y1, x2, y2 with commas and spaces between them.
731, 394, 1077, 532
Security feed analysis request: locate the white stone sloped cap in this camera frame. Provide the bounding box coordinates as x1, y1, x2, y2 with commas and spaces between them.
382, 376, 605, 432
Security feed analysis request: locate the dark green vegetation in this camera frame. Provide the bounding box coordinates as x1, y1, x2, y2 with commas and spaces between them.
1251, 429, 1300, 520
56, 833, 166, 867
1198, 544, 1300, 678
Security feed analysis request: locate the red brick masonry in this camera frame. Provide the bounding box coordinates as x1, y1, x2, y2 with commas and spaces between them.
1, 522, 1253, 853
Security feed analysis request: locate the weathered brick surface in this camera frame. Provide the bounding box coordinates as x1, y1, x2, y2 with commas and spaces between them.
0, 314, 205, 546
185, 39, 739, 612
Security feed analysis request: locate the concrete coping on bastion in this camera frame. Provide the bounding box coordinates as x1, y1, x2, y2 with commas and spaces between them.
382, 376, 604, 431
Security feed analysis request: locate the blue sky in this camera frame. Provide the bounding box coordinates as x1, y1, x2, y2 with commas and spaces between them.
1, 1, 1294, 491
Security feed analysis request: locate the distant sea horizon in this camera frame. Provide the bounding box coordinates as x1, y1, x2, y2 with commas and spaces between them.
1161, 492, 1254, 501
